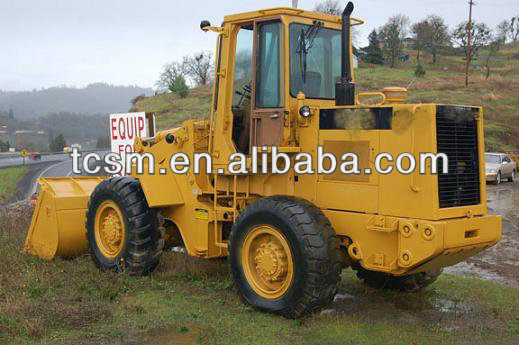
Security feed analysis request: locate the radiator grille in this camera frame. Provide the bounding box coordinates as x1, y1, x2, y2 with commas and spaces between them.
436, 105, 481, 208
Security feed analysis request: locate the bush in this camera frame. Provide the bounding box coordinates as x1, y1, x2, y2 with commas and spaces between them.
414, 64, 426, 77
169, 75, 189, 98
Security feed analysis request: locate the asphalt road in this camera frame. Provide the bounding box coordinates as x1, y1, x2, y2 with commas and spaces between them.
0, 153, 69, 168
25, 151, 110, 196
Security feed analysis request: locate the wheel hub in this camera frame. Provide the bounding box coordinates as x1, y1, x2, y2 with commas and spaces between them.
94, 200, 126, 258
101, 210, 123, 249
241, 225, 294, 299
254, 240, 288, 282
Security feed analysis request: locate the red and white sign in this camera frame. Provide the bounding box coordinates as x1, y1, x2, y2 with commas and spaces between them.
109, 112, 155, 175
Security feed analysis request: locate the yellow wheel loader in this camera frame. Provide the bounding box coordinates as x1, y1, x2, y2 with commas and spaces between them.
24, 2, 501, 317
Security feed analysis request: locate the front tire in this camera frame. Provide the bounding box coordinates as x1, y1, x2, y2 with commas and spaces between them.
495, 172, 501, 185
229, 196, 342, 318
86, 177, 164, 275
353, 264, 442, 292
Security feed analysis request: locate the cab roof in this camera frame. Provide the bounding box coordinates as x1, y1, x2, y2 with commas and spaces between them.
223, 7, 363, 26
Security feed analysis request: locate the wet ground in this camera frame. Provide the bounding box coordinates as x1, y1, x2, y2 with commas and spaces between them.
445, 180, 519, 288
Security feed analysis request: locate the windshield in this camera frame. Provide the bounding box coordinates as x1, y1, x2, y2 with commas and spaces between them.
485, 154, 501, 164
290, 23, 341, 99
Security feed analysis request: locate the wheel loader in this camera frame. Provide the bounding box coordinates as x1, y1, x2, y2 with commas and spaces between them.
24, 2, 501, 317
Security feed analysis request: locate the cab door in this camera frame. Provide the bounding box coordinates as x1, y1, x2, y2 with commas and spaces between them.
250, 20, 285, 148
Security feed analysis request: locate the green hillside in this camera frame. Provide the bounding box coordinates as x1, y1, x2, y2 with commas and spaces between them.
132, 44, 519, 151
131, 84, 212, 130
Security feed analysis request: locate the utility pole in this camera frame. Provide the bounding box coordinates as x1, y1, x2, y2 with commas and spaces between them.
465, 0, 474, 86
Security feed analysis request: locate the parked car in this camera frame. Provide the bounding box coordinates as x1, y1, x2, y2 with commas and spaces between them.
28, 152, 41, 160
485, 152, 517, 184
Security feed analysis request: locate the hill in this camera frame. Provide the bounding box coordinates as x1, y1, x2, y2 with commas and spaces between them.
0, 83, 153, 119
130, 84, 212, 130
132, 44, 519, 151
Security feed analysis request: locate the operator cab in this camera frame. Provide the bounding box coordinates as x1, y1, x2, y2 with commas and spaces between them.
201, 3, 362, 154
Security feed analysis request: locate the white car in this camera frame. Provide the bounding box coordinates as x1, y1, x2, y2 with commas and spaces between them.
485, 152, 516, 184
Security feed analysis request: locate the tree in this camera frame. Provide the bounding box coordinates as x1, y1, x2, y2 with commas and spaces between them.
414, 64, 426, 77
363, 30, 384, 64
453, 21, 491, 86
483, 30, 504, 79
182, 51, 214, 86
170, 75, 189, 98
509, 16, 519, 42
96, 136, 111, 149
380, 15, 410, 68
411, 20, 429, 61
156, 62, 185, 92
424, 15, 450, 64
8, 108, 14, 120
497, 20, 510, 43
452, 21, 492, 62
49, 134, 66, 152
314, 0, 359, 46
314, 0, 342, 15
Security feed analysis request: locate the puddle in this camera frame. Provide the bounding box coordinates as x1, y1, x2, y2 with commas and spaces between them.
390, 294, 472, 314
444, 181, 519, 288
323, 287, 480, 331
333, 293, 354, 302
446, 181, 519, 288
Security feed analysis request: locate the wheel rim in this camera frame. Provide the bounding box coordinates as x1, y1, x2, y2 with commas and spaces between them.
94, 200, 126, 258
242, 225, 294, 300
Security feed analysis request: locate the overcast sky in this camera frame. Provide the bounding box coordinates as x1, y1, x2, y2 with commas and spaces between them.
0, 0, 516, 91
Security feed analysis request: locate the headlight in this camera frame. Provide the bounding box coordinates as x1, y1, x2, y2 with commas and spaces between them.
299, 106, 311, 118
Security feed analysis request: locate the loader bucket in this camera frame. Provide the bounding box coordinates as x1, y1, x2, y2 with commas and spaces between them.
24, 177, 106, 260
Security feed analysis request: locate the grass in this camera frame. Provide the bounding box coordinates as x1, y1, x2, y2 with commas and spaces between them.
131, 84, 212, 130
132, 43, 519, 152
0, 206, 517, 345
0, 167, 28, 203
354, 45, 519, 152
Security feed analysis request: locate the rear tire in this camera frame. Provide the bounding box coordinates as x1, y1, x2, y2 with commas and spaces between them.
229, 196, 342, 318
86, 177, 164, 275
508, 170, 515, 183
353, 264, 442, 292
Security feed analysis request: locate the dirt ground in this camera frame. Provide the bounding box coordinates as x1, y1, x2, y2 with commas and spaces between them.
445, 180, 519, 288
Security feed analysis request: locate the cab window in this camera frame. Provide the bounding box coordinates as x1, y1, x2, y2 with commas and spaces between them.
256, 22, 282, 108
289, 23, 341, 99
231, 25, 254, 152
232, 26, 253, 107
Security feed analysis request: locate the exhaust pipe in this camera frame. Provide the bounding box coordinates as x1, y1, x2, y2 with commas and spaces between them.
335, 1, 355, 106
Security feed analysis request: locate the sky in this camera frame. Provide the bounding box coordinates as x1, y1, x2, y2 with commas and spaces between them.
0, 0, 516, 91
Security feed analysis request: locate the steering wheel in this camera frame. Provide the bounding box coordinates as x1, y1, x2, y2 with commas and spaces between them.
235, 81, 252, 107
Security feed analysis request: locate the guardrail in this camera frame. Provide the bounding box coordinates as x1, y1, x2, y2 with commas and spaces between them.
0, 149, 110, 160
